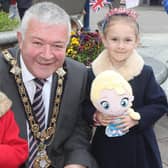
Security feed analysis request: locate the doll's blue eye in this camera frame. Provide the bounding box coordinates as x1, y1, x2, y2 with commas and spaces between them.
100, 101, 110, 110
120, 97, 129, 107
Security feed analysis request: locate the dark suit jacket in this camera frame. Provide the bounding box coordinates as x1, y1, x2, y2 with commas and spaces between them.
0, 47, 98, 168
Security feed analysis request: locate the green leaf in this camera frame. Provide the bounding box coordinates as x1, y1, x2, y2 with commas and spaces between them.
0, 11, 20, 32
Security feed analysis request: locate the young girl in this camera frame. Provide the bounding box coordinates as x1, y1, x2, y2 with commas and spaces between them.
0, 92, 28, 168
85, 8, 168, 168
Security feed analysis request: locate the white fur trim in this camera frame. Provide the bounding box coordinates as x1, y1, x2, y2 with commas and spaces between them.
92, 49, 144, 81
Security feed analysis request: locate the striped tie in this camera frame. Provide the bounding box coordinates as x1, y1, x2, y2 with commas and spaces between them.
28, 78, 46, 168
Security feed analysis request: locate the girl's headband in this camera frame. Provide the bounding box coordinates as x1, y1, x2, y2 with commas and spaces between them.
98, 8, 138, 31
106, 8, 138, 20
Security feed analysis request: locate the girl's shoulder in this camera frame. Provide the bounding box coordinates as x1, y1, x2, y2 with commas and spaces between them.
142, 64, 166, 85
130, 65, 155, 86
137, 64, 154, 78
0, 92, 12, 118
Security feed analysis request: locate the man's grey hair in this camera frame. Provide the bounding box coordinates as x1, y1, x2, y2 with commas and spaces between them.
19, 2, 71, 40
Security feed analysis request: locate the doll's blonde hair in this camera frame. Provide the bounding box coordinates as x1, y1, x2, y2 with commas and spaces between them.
90, 70, 133, 103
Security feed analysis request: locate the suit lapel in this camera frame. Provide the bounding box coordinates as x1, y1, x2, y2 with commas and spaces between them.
56, 60, 80, 135
47, 60, 79, 144
48, 74, 57, 122
4, 48, 27, 139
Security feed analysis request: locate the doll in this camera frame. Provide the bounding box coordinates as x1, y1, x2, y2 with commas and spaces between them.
90, 70, 140, 137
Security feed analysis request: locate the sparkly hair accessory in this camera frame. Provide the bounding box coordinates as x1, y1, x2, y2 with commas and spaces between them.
106, 8, 138, 20
97, 7, 138, 31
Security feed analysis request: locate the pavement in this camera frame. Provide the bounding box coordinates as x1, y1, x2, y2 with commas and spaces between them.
89, 5, 168, 168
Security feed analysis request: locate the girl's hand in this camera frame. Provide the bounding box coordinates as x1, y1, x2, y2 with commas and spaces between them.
115, 114, 139, 132
93, 111, 114, 126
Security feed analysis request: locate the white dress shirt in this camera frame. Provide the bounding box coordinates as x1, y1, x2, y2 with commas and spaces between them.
20, 56, 52, 140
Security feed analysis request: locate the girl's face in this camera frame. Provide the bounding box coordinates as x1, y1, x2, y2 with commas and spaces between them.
102, 21, 139, 65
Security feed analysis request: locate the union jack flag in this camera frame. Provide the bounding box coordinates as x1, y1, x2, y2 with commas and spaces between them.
90, 0, 109, 12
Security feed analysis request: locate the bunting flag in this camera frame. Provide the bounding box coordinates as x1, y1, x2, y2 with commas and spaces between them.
125, 0, 140, 8
90, 0, 107, 12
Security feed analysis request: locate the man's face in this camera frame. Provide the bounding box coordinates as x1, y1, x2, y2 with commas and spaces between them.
17, 18, 69, 79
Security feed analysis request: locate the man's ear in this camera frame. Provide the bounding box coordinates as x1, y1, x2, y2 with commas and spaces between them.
17, 32, 23, 49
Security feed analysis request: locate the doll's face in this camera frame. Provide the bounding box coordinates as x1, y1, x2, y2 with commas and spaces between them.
95, 89, 133, 116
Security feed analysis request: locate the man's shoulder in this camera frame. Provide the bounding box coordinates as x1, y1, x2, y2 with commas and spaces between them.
0, 47, 18, 61
0, 47, 18, 72
65, 57, 87, 70
65, 57, 88, 80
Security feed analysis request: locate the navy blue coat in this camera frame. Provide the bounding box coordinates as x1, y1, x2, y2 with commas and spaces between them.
84, 65, 168, 168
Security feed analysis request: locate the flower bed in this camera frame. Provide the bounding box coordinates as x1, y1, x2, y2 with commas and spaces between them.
66, 30, 104, 66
